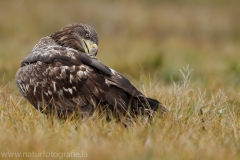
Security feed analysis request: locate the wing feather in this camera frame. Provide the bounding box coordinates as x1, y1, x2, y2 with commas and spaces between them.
16, 36, 161, 118
21, 38, 112, 75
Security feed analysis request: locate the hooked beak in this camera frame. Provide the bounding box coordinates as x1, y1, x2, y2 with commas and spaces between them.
82, 39, 98, 56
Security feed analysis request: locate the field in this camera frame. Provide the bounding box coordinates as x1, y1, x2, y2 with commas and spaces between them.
0, 0, 240, 159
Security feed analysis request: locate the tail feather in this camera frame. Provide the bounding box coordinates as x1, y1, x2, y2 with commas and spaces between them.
145, 97, 168, 114
146, 97, 159, 111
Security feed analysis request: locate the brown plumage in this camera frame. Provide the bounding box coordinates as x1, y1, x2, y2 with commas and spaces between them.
16, 23, 166, 119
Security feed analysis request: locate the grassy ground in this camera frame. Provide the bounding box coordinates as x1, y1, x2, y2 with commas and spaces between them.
0, 0, 240, 159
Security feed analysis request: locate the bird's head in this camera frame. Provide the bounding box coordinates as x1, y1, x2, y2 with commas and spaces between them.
50, 23, 99, 56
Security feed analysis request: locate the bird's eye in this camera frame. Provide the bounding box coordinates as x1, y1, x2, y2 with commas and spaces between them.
85, 33, 90, 40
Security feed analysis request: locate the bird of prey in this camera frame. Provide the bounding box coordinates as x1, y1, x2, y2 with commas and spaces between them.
16, 23, 166, 120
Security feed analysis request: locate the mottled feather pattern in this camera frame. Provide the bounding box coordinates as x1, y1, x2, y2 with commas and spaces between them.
16, 23, 165, 119
17, 61, 102, 117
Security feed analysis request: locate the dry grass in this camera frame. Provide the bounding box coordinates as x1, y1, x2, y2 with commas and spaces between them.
1, 66, 239, 160
0, 0, 240, 159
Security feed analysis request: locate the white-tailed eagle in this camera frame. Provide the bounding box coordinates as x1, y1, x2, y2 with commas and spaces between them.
16, 23, 166, 119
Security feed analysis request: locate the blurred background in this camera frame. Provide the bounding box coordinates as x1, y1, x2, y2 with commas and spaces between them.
0, 0, 239, 93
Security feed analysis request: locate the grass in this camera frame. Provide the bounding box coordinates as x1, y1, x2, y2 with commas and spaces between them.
0, 66, 239, 160
0, 0, 240, 159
